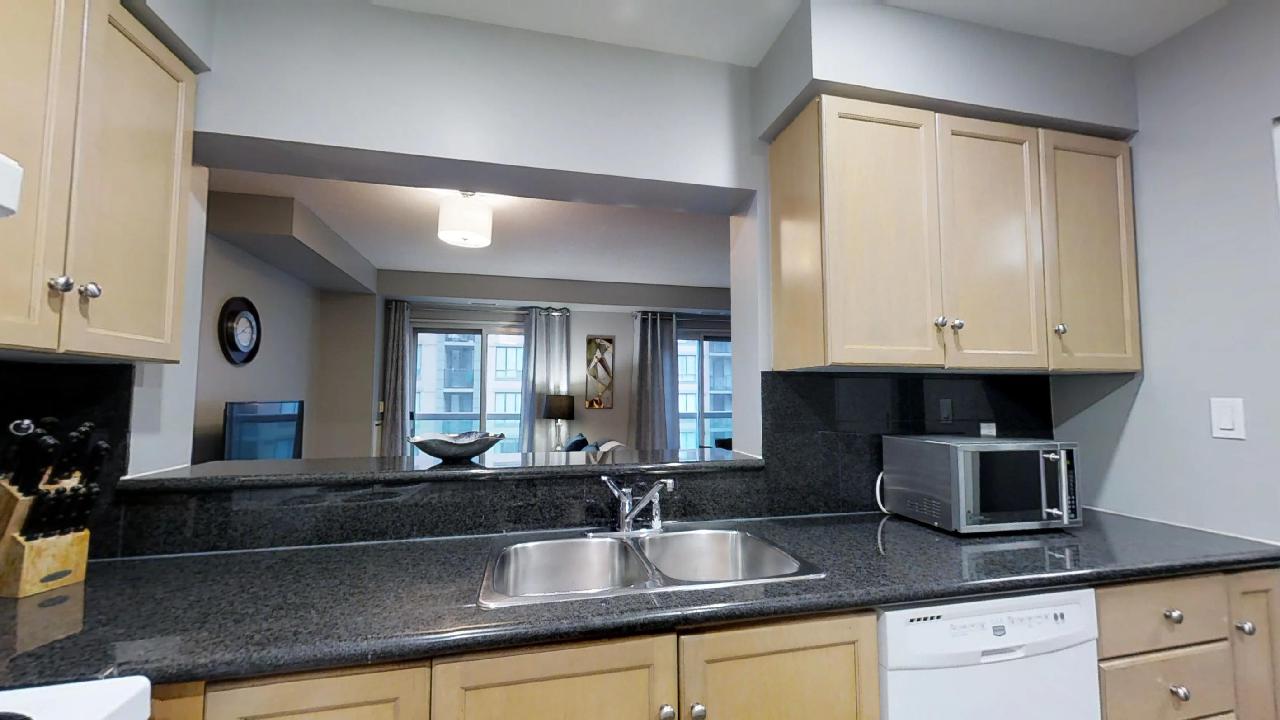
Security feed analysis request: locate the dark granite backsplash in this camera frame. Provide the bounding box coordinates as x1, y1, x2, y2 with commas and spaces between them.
0, 359, 134, 556
760, 371, 1053, 515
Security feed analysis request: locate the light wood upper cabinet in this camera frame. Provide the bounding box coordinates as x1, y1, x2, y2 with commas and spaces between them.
59, 0, 195, 361
679, 613, 879, 720
1227, 570, 1280, 720
432, 635, 677, 720
770, 97, 944, 369
205, 665, 429, 720
936, 115, 1047, 370
769, 95, 1141, 373
1040, 130, 1142, 371
0, 0, 84, 351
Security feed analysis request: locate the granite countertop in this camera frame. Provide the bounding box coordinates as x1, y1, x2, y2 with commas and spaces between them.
117, 448, 763, 492
3, 510, 1279, 690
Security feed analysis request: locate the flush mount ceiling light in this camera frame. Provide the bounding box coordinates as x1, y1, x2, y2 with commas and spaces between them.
437, 191, 492, 249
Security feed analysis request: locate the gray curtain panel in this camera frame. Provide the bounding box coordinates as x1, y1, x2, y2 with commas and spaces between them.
378, 300, 412, 457
630, 311, 679, 451
521, 307, 571, 452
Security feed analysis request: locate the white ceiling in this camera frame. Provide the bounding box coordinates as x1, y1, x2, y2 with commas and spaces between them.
887, 0, 1229, 55
208, 170, 731, 288
368, 0, 802, 66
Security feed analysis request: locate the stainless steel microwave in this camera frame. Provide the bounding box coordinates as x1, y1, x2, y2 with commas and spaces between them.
882, 436, 1080, 534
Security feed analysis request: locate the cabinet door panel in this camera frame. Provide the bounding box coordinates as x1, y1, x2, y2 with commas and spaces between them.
60, 0, 194, 361
821, 98, 944, 366
1041, 130, 1141, 371
432, 635, 677, 720
937, 116, 1047, 369
680, 613, 878, 720
206, 666, 429, 720
0, 0, 83, 350
1228, 570, 1280, 720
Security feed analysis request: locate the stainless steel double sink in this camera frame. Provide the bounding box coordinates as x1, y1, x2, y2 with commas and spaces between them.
479, 528, 824, 608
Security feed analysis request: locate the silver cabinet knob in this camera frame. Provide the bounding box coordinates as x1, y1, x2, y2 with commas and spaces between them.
1164, 608, 1185, 624
1054, 323, 1069, 335
950, 318, 966, 330
78, 282, 103, 299
1169, 684, 1191, 702
933, 316, 949, 329
1236, 620, 1258, 636
658, 705, 676, 720
691, 703, 707, 720
47, 275, 75, 293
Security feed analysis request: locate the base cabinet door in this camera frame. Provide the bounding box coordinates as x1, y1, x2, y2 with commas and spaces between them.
0, 0, 82, 351
432, 635, 678, 720
936, 115, 1048, 370
1040, 130, 1142, 371
678, 613, 879, 720
1228, 570, 1280, 720
58, 0, 195, 361
205, 665, 430, 720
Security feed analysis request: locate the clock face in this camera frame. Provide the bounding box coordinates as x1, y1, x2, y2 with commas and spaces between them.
233, 311, 258, 351
218, 297, 261, 365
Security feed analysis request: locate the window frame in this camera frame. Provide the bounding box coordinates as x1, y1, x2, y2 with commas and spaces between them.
410, 319, 525, 449
676, 330, 732, 450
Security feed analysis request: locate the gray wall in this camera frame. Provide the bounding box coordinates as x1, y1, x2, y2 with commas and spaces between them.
1054, 0, 1280, 541
197, 0, 756, 191
128, 168, 209, 475
193, 235, 318, 463
308, 292, 380, 458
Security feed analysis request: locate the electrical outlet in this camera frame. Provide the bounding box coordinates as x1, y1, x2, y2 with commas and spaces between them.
940, 399, 953, 423
979, 422, 997, 437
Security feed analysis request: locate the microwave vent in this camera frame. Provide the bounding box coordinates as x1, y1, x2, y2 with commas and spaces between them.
907, 496, 944, 521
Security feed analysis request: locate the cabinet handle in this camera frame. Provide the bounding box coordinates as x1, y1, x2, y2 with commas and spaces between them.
658, 705, 676, 720
1169, 684, 1191, 702
78, 282, 103, 299
933, 316, 949, 329
47, 276, 75, 293
1054, 323, 1069, 335
1236, 620, 1258, 636
949, 319, 966, 330
691, 703, 707, 719
1164, 608, 1184, 624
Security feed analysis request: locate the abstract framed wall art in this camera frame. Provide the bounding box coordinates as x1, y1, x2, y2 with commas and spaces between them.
585, 335, 615, 409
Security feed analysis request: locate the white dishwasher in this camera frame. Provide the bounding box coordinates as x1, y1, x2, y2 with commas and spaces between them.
879, 588, 1101, 720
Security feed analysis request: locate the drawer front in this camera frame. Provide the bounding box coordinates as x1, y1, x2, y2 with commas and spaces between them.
1100, 641, 1235, 720
1098, 574, 1229, 658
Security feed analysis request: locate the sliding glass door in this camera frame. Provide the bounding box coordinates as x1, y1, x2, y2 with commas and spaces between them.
677, 335, 733, 450
412, 327, 525, 453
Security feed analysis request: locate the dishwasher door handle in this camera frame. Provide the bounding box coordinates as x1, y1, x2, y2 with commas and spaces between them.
979, 645, 1027, 663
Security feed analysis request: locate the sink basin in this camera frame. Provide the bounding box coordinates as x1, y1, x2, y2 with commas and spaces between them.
637, 529, 804, 582
486, 537, 649, 600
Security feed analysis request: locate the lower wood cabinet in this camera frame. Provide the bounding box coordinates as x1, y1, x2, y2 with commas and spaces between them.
1097, 570, 1280, 720
203, 664, 430, 720
432, 635, 676, 720
679, 613, 879, 720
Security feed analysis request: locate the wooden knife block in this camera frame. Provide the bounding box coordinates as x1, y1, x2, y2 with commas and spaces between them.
0, 481, 89, 598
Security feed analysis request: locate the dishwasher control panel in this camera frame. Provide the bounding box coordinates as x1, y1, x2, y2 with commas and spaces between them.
879, 588, 1098, 669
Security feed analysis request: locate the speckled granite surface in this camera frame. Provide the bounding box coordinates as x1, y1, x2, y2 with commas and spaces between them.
3, 510, 1278, 690
118, 449, 762, 492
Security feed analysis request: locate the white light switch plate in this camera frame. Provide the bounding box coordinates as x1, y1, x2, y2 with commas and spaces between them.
979, 422, 997, 437
1210, 397, 1246, 440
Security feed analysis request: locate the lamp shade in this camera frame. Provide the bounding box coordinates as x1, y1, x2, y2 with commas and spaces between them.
0, 153, 22, 219
437, 192, 492, 248
540, 394, 575, 420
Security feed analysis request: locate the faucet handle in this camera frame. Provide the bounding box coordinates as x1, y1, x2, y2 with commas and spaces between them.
601, 474, 624, 499
657, 478, 675, 492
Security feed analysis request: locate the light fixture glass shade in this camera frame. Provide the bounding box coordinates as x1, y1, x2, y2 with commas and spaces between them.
437, 192, 492, 248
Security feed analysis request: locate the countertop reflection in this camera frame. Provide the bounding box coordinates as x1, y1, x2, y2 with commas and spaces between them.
2, 510, 1278, 690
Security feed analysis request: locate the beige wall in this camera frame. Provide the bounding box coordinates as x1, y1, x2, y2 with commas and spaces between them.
307, 292, 380, 458
563, 311, 633, 449
192, 235, 318, 462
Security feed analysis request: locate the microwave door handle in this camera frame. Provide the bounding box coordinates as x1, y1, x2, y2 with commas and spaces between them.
1039, 452, 1050, 521
1041, 451, 1066, 524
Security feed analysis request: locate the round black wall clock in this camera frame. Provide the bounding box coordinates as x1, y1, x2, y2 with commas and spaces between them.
218, 297, 261, 365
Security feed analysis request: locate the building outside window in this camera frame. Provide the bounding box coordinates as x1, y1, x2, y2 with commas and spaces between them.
413, 327, 525, 453
677, 336, 732, 450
